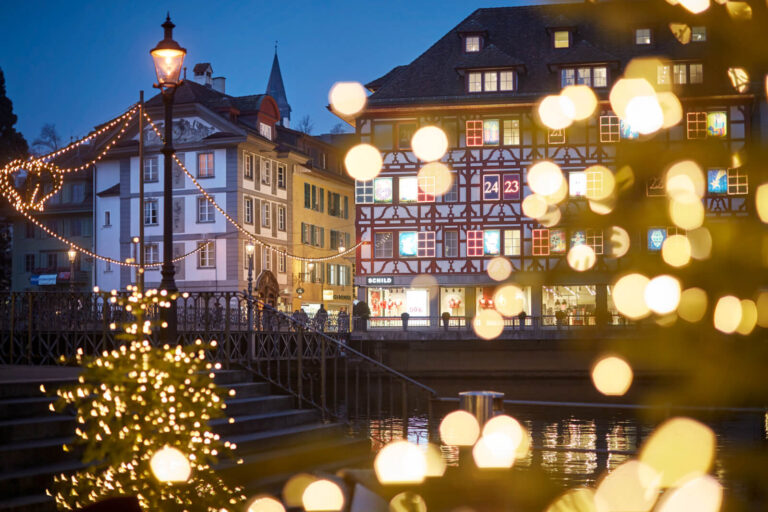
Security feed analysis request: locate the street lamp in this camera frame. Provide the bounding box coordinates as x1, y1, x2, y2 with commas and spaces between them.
68, 248, 77, 293
150, 14, 186, 344
245, 242, 255, 358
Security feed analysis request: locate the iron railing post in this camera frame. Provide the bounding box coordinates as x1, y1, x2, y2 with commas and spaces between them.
27, 294, 32, 364
297, 327, 303, 408
402, 380, 408, 438
224, 294, 231, 369
321, 336, 327, 422
9, 294, 15, 363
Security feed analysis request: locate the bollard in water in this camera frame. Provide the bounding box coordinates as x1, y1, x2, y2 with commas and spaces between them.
458, 390, 504, 427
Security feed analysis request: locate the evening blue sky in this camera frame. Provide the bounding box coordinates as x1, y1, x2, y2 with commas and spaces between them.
0, 0, 552, 145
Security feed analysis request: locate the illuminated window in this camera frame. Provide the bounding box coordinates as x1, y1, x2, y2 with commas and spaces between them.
554, 30, 570, 48
445, 174, 459, 202
500, 71, 515, 91
673, 64, 687, 84
707, 169, 728, 194
483, 175, 500, 201
692, 26, 706, 42
689, 64, 703, 84
465, 35, 481, 52
503, 119, 520, 145
647, 228, 666, 251
356, 180, 373, 204
635, 28, 651, 45
198, 241, 215, 268
550, 229, 566, 253
600, 115, 620, 142
532, 229, 550, 256
374, 232, 393, 258
569, 171, 586, 197
577, 68, 591, 85
586, 168, 605, 198
548, 129, 566, 145
484, 230, 501, 256
707, 112, 727, 137
587, 229, 603, 255
418, 231, 436, 257
262, 247, 271, 272
686, 112, 707, 139
484, 72, 498, 92
444, 230, 459, 257
259, 122, 272, 140
418, 176, 436, 202
657, 65, 670, 85
467, 230, 484, 257
144, 156, 159, 182
468, 72, 482, 93
197, 152, 214, 178
727, 168, 747, 195
399, 231, 418, 257
593, 67, 607, 88
277, 163, 286, 189
561, 69, 575, 87
504, 229, 521, 256
466, 120, 484, 147
399, 177, 418, 203
373, 177, 393, 203
483, 119, 500, 145
278, 253, 286, 273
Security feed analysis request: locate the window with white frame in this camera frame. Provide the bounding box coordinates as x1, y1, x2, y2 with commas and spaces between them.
564, 67, 607, 88
259, 122, 272, 140
277, 163, 286, 189
484, 72, 498, 92
277, 206, 286, 231
504, 230, 521, 256
244, 197, 253, 224
278, 253, 286, 273
374, 232, 392, 258
532, 229, 550, 256
561, 69, 575, 87
499, 71, 515, 91
444, 230, 459, 258
197, 197, 214, 223
356, 181, 373, 204
503, 119, 520, 145
144, 200, 158, 225
673, 64, 687, 84
686, 112, 707, 139
692, 26, 706, 42
467, 70, 515, 93
262, 201, 271, 228
577, 68, 591, 85
262, 247, 271, 272
468, 72, 482, 93
144, 243, 159, 264
197, 152, 214, 178
600, 115, 620, 142
144, 156, 159, 182
417, 232, 436, 257
198, 241, 215, 268
586, 229, 603, 255
689, 63, 703, 84
727, 168, 747, 195
339, 265, 349, 286
262, 159, 271, 185
635, 28, 651, 45
465, 35, 481, 52
593, 67, 607, 88
418, 176, 436, 202
553, 30, 570, 48
243, 152, 254, 180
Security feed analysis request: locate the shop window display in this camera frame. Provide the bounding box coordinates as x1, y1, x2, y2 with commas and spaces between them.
542, 285, 597, 326
440, 288, 466, 324
368, 288, 430, 319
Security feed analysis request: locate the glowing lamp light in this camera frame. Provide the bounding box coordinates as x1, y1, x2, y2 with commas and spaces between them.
344, 143, 383, 180
411, 126, 448, 162
328, 81, 367, 116
591, 356, 633, 396
644, 275, 681, 315
374, 440, 427, 484
68, 248, 77, 262
150, 15, 186, 88
246, 495, 286, 512
439, 410, 480, 446
473, 432, 517, 468
150, 445, 191, 483
245, 242, 255, 256
301, 479, 345, 511
625, 95, 663, 135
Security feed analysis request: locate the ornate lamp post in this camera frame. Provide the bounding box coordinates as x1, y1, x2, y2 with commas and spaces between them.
150, 14, 186, 344
67, 248, 77, 293
245, 242, 255, 358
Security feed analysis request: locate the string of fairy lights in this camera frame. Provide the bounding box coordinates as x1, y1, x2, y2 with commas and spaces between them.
0, 101, 380, 270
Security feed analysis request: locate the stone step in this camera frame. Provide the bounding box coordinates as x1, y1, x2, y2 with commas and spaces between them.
224, 381, 272, 399
211, 409, 319, 437
0, 379, 74, 400
0, 459, 83, 502
0, 416, 73, 445
0, 396, 55, 420
223, 395, 295, 417
212, 370, 254, 386
0, 436, 78, 473
0, 493, 54, 512
225, 422, 349, 455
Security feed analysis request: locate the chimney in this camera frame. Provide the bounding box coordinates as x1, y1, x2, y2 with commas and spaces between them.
212, 77, 226, 94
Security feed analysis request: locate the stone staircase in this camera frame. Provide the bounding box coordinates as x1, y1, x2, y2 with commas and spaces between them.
0, 367, 371, 511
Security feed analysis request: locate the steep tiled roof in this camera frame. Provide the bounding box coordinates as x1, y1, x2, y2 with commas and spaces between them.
454, 44, 526, 71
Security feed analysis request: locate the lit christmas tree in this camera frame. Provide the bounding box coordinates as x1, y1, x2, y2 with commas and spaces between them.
48, 287, 246, 511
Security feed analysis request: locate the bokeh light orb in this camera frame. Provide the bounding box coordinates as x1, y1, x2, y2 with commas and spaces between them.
657, 91, 684, 128
472, 309, 505, 340
344, 144, 383, 180
561, 85, 598, 120
736, 299, 758, 335
538, 95, 575, 129
411, 126, 448, 162
606, 226, 631, 258
439, 410, 480, 446
418, 162, 454, 196
328, 82, 367, 116
522, 194, 549, 219
472, 432, 517, 468
389, 492, 428, 512
591, 356, 633, 396
756, 182, 768, 223
644, 275, 681, 314
662, 235, 691, 267
247, 495, 286, 512
528, 161, 565, 196
302, 479, 345, 511
655, 475, 722, 512
625, 95, 663, 134
669, 199, 704, 230
610, 78, 656, 119
282, 473, 318, 508
482, 415, 524, 449
679, 0, 711, 14
493, 285, 526, 317
567, 244, 596, 272
487, 256, 513, 282
639, 417, 716, 487
150, 446, 191, 483
612, 273, 651, 320
584, 166, 616, 201
678, 287, 708, 323
594, 460, 661, 512
714, 295, 742, 334
374, 440, 427, 484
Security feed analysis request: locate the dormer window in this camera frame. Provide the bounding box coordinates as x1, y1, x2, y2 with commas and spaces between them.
467, 70, 516, 93
561, 66, 607, 88
465, 35, 481, 53
635, 28, 651, 45
692, 26, 706, 42
553, 30, 570, 49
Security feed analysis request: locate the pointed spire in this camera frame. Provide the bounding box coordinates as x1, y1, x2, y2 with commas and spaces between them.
266, 47, 291, 126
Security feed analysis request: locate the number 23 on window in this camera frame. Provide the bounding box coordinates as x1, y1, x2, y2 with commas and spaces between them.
483, 175, 500, 200
503, 173, 520, 200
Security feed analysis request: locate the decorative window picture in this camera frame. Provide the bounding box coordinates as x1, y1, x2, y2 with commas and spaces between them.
707, 112, 727, 137
483, 119, 500, 145
570, 230, 586, 247
550, 229, 566, 253
620, 120, 640, 140
399, 231, 418, 257
532, 229, 550, 256
600, 116, 620, 143
727, 168, 747, 195
687, 112, 707, 139
373, 177, 393, 203
483, 174, 500, 201
569, 171, 586, 197
502, 173, 521, 200
647, 228, 667, 251
467, 230, 484, 257
399, 177, 418, 203
374, 232, 393, 258
466, 120, 483, 147
417, 176, 436, 202
707, 169, 727, 194
483, 230, 501, 256
417, 231, 436, 257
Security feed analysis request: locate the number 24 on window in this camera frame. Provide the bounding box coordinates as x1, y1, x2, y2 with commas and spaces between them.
483, 174, 520, 201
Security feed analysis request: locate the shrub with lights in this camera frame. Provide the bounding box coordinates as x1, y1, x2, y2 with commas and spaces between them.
48, 289, 246, 511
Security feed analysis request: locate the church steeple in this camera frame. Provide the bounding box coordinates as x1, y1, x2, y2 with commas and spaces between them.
266, 43, 291, 127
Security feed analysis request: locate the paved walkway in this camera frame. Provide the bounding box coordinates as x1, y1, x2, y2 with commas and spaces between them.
0, 365, 80, 383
